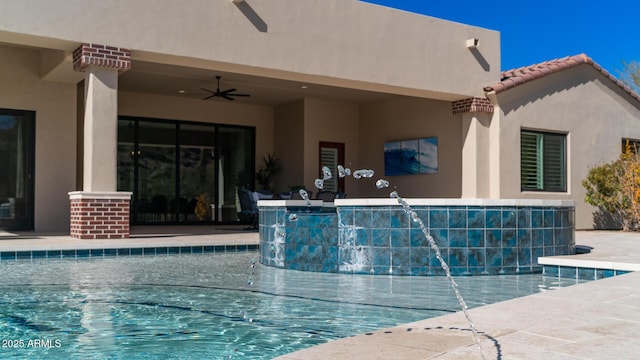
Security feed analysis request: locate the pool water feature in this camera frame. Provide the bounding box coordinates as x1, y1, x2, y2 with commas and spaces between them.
260, 165, 573, 358
0, 252, 585, 359
259, 198, 575, 276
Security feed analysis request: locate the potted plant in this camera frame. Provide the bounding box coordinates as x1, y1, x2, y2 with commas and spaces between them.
255, 153, 281, 193
194, 193, 211, 222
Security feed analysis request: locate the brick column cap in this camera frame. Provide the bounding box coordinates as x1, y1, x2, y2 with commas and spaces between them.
451, 97, 494, 115
69, 191, 132, 200
73, 43, 131, 72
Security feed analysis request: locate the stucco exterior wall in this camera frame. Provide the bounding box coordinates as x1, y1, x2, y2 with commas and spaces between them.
0, 0, 499, 99
460, 112, 493, 198
303, 99, 359, 195
0, 45, 76, 232
274, 101, 305, 193
273, 98, 360, 195
358, 97, 462, 198
495, 65, 640, 229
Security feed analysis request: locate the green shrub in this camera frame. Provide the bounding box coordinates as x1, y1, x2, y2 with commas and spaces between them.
583, 143, 640, 231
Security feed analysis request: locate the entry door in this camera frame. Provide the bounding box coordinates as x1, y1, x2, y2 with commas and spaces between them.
319, 142, 345, 193
0, 109, 35, 231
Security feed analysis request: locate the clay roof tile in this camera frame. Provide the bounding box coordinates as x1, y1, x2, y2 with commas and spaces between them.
484, 54, 639, 103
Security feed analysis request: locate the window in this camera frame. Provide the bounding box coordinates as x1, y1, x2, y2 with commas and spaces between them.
521, 130, 566, 192
622, 138, 640, 154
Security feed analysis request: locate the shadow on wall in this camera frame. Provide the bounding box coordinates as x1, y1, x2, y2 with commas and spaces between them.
234, 1, 267, 32
498, 71, 591, 115
592, 208, 622, 230
469, 47, 490, 72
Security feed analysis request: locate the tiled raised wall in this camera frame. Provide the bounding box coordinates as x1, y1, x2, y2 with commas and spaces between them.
259, 200, 575, 276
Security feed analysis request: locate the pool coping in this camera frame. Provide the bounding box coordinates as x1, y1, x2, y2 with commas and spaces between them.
257, 198, 577, 207
0, 226, 260, 261
0, 244, 259, 261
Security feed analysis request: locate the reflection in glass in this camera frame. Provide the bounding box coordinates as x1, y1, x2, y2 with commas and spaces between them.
180, 124, 215, 221
0, 110, 34, 230
219, 127, 253, 222
137, 121, 176, 223
117, 120, 135, 201
117, 118, 254, 225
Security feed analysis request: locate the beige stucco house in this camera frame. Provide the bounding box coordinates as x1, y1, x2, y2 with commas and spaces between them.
0, 0, 638, 237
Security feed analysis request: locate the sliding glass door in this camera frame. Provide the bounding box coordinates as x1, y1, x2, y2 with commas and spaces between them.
118, 117, 254, 225
218, 126, 254, 222
179, 124, 216, 222
0, 109, 35, 231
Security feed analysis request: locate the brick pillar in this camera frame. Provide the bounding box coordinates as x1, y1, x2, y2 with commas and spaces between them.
71, 43, 132, 239
69, 192, 132, 239
73, 43, 131, 192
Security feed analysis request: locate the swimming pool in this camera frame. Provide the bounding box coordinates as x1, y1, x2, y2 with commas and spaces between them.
0, 251, 585, 359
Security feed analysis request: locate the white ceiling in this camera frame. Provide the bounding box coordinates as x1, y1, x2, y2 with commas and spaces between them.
118, 60, 394, 106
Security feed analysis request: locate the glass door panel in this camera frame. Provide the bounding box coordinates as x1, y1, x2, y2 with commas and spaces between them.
0, 110, 34, 231
219, 127, 254, 222
137, 121, 176, 223
117, 120, 136, 218
179, 124, 216, 222
117, 117, 254, 225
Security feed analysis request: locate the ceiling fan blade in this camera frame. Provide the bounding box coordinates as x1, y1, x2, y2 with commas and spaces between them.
202, 76, 250, 100
221, 88, 237, 95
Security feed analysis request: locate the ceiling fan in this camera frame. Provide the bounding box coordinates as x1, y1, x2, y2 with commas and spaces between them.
201, 76, 250, 101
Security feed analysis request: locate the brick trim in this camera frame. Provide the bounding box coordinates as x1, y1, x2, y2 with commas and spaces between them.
69, 192, 132, 239
451, 97, 494, 115
73, 43, 131, 72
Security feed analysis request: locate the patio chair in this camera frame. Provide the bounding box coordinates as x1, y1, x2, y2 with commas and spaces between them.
237, 188, 258, 230
291, 189, 313, 200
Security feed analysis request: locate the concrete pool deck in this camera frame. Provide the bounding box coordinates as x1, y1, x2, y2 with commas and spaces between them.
277, 231, 640, 360
0, 229, 638, 359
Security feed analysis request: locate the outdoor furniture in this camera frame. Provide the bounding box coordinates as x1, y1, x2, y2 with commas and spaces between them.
291, 190, 313, 200
315, 191, 337, 202
237, 188, 258, 230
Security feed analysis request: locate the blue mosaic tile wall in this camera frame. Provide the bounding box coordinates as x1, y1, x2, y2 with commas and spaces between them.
259, 204, 575, 276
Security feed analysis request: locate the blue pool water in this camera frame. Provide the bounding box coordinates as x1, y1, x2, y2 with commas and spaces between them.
0, 251, 585, 359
